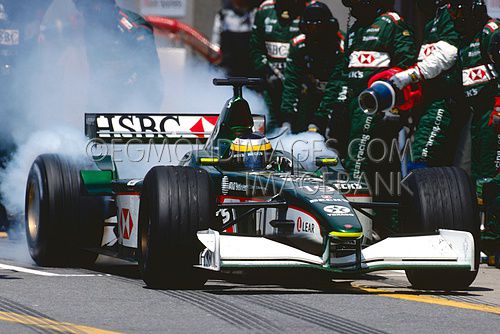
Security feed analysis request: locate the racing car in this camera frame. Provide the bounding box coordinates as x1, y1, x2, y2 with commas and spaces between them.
25, 78, 479, 290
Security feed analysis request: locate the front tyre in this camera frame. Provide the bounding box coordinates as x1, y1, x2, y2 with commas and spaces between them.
401, 167, 480, 290
138, 166, 216, 289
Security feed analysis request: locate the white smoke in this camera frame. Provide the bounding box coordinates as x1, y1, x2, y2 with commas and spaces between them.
0, 2, 89, 214
271, 131, 338, 171
0, 1, 268, 214
0, 128, 88, 212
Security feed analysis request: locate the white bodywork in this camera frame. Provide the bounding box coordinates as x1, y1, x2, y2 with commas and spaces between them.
116, 194, 140, 248
197, 229, 475, 273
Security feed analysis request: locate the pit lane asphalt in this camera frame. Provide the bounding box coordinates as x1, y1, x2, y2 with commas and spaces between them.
0, 236, 499, 334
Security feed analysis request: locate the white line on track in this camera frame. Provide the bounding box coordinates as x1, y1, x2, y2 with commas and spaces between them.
0, 263, 111, 277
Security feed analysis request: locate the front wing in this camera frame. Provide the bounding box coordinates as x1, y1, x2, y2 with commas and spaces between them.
196, 229, 475, 273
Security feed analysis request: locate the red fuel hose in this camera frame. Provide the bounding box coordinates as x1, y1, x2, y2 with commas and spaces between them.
146, 16, 222, 64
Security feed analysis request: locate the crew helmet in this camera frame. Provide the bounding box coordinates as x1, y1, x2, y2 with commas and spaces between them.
449, 0, 489, 33
299, 2, 339, 37
275, 0, 307, 20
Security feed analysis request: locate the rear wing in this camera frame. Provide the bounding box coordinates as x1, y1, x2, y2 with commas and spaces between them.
85, 113, 266, 144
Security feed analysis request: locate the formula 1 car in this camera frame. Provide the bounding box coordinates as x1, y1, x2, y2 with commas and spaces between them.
25, 78, 479, 290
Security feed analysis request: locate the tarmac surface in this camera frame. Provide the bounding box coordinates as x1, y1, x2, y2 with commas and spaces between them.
0, 234, 499, 334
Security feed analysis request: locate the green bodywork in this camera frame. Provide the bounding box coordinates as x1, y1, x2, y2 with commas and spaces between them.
80, 85, 369, 259
81, 155, 118, 195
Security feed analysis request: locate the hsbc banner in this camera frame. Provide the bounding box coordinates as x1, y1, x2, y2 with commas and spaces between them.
139, 0, 187, 17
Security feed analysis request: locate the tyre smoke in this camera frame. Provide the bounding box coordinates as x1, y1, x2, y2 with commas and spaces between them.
0, 0, 266, 216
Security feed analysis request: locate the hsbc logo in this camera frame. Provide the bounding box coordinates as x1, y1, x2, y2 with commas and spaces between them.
463, 65, 492, 86
418, 44, 436, 60
265, 41, 290, 59
349, 51, 390, 68
423, 45, 435, 57
119, 208, 133, 240
358, 53, 375, 64
469, 69, 486, 81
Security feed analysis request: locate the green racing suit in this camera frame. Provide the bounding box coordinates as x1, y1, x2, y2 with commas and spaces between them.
249, 0, 304, 127
460, 19, 500, 181
410, 5, 463, 168
280, 32, 346, 134
461, 19, 500, 252
342, 11, 417, 181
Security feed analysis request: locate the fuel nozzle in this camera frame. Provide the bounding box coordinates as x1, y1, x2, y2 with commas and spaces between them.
359, 80, 397, 116
358, 67, 423, 116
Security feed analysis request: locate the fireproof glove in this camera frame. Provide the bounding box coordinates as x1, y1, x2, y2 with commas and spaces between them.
390, 67, 421, 90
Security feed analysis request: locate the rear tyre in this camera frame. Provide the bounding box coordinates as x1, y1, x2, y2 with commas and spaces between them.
25, 154, 104, 266
401, 167, 480, 290
139, 166, 216, 289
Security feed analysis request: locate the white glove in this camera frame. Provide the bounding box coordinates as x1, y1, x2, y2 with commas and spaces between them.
390, 67, 421, 90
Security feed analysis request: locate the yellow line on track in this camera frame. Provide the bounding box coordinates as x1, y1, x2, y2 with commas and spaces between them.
352, 284, 500, 315
0, 311, 122, 334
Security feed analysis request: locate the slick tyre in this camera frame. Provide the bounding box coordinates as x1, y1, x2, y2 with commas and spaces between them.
401, 167, 480, 290
139, 166, 216, 289
25, 154, 104, 266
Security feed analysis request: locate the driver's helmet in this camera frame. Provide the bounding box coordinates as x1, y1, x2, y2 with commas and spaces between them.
229, 132, 273, 170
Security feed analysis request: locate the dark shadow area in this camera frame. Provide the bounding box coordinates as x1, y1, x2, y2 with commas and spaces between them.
0, 274, 22, 280
86, 263, 141, 279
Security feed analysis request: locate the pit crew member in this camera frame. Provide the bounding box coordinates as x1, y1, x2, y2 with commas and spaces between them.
73, 0, 164, 113
449, 0, 499, 180
449, 0, 499, 265
212, 0, 258, 77
250, 0, 308, 129
280, 2, 345, 135
389, 0, 464, 169
340, 0, 417, 181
